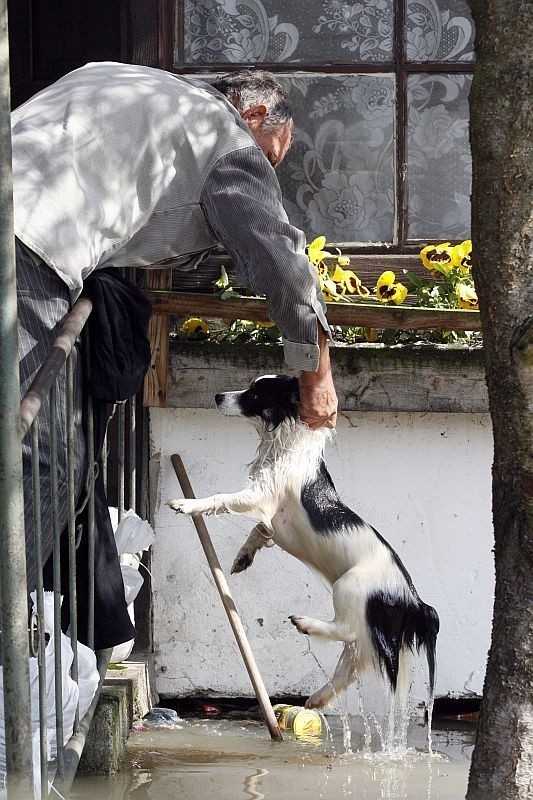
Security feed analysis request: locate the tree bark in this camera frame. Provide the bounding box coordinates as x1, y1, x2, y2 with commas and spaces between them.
466, 2, 533, 798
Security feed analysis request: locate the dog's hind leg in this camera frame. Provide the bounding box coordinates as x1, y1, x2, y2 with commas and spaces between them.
290, 567, 363, 642
305, 643, 360, 709
289, 614, 344, 640
231, 523, 274, 574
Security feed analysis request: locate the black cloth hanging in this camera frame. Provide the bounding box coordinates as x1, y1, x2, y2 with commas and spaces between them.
81, 267, 152, 403
45, 269, 152, 649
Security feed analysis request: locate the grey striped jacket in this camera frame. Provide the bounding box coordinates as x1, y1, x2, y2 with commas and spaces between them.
12, 62, 329, 371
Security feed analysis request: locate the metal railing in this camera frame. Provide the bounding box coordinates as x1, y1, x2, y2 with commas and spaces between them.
1, 6, 146, 794
1, 295, 144, 798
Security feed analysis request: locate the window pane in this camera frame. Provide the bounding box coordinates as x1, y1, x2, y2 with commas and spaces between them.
277, 75, 395, 244
182, 0, 394, 65
406, 0, 475, 62
407, 74, 471, 241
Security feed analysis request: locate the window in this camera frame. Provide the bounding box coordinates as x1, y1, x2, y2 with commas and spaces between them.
174, 1, 474, 251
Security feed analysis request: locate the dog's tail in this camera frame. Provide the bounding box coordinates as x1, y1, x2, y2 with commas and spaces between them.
415, 602, 439, 694
367, 592, 439, 695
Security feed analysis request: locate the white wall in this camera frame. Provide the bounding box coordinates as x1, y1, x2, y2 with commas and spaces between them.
150, 408, 494, 709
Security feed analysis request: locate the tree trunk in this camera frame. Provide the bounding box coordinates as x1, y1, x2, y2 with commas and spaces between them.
466, 2, 533, 798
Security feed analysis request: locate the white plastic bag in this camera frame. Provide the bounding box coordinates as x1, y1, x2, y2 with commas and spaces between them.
0, 592, 99, 798
111, 510, 155, 663
115, 510, 155, 557
120, 565, 144, 607
31, 593, 99, 756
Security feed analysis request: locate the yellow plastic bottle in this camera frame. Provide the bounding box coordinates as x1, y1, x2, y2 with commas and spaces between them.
273, 704, 322, 736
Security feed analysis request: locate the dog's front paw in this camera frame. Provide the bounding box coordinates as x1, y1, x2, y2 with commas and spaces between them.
289, 615, 311, 636
167, 498, 203, 516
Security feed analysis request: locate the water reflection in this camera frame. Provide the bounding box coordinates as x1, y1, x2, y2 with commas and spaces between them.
71, 717, 474, 800
243, 768, 268, 800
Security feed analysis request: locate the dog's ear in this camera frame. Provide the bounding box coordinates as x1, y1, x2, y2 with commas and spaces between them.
266, 376, 300, 430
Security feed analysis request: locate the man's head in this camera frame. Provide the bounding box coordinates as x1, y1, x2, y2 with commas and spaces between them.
212, 70, 293, 168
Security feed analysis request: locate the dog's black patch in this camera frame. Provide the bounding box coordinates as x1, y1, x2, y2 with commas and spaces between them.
303, 459, 423, 601
366, 592, 439, 692
370, 525, 418, 595
301, 460, 365, 534
231, 375, 299, 431
414, 601, 439, 693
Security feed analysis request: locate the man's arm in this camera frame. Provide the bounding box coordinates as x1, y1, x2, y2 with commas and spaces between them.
298, 326, 337, 429
200, 146, 338, 428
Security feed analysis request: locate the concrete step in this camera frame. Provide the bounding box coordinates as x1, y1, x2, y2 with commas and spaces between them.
78, 658, 157, 775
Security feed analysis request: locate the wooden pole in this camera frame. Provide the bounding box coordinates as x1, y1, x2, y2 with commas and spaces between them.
170, 454, 283, 742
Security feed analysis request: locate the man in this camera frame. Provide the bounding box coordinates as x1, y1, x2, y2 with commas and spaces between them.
12, 63, 337, 596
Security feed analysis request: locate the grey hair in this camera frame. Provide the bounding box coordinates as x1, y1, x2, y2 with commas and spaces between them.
211, 70, 292, 130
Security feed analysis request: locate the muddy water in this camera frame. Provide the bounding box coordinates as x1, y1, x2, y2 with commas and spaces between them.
71, 716, 474, 800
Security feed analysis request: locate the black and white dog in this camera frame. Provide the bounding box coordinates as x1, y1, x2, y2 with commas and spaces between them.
168, 375, 439, 709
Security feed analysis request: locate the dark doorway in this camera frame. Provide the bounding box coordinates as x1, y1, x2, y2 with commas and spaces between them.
8, 0, 124, 108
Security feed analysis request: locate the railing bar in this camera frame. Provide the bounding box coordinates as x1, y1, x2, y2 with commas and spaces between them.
19, 298, 93, 439
51, 648, 113, 799
50, 384, 64, 776
129, 399, 136, 512
31, 419, 48, 798
117, 404, 125, 522
87, 393, 95, 651
0, 0, 34, 791
66, 354, 79, 732
101, 427, 108, 496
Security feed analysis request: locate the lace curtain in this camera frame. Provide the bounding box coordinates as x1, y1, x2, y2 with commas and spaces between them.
180, 0, 474, 243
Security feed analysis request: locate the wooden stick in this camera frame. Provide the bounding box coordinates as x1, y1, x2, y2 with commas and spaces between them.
170, 454, 283, 742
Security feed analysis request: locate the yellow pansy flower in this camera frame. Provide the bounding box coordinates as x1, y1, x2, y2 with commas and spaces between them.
322, 277, 344, 301
331, 266, 370, 298
330, 265, 349, 295
181, 317, 209, 337
376, 271, 408, 305
452, 240, 472, 274
363, 327, 379, 342
337, 254, 351, 267
455, 283, 478, 309
308, 236, 333, 265
420, 243, 454, 273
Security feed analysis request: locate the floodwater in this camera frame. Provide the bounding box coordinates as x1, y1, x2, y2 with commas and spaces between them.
71, 713, 475, 800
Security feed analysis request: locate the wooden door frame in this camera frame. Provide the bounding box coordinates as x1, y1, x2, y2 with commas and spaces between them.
122, 0, 174, 70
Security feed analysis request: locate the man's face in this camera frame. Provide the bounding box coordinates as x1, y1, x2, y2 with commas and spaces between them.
241, 105, 293, 168
252, 122, 293, 169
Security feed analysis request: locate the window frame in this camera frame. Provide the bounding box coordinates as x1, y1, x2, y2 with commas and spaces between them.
164, 0, 474, 256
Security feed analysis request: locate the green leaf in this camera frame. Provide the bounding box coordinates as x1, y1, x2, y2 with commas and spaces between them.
430, 262, 452, 279
403, 270, 423, 289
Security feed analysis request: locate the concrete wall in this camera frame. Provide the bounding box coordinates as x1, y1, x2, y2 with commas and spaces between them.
149, 380, 494, 709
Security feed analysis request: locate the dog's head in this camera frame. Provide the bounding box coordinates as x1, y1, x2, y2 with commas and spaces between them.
215, 375, 299, 430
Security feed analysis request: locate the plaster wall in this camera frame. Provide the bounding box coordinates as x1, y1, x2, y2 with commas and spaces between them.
150, 407, 494, 711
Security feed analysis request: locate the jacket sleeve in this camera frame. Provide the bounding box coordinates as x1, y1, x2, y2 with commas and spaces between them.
200, 146, 330, 372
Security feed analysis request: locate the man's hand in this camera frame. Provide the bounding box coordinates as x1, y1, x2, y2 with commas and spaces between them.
298, 327, 338, 429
